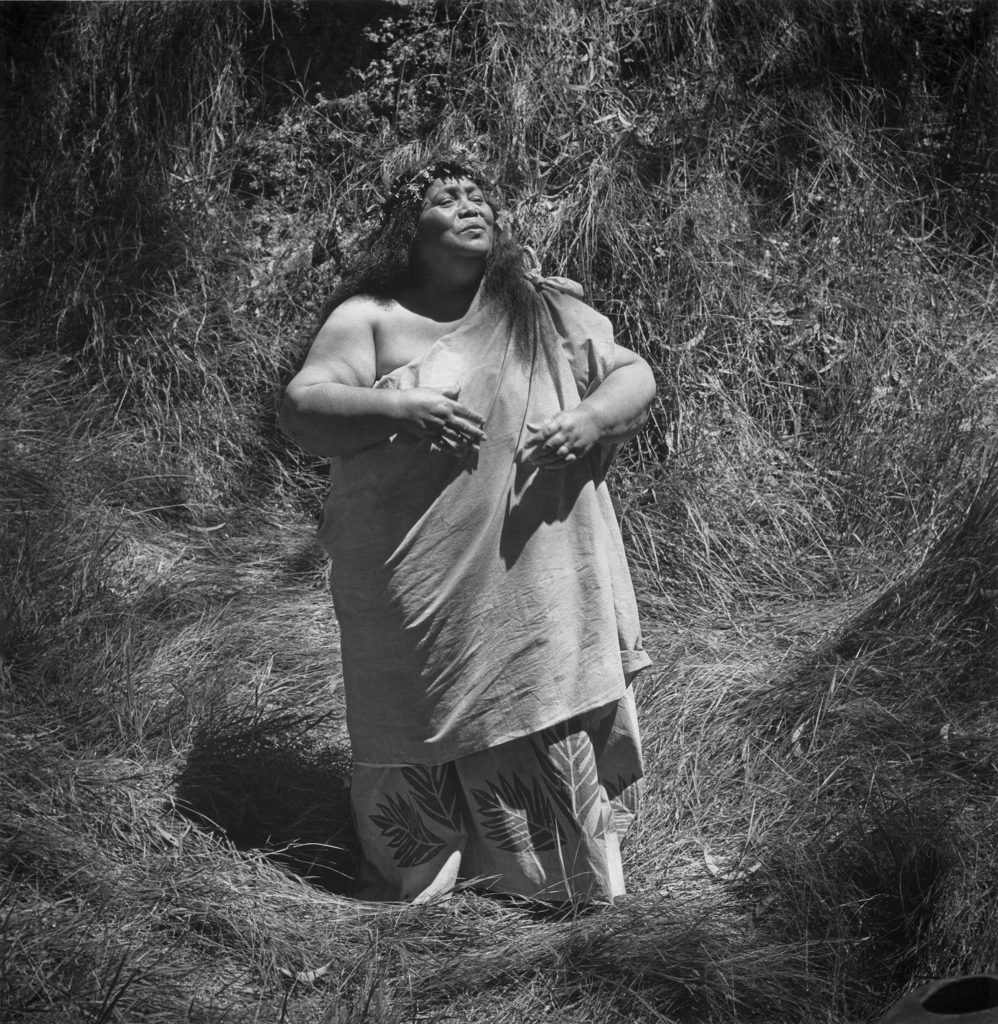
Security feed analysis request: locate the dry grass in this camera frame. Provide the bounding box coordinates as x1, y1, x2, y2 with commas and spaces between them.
2, 1, 997, 1021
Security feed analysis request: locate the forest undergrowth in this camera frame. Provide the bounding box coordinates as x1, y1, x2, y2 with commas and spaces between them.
1, 1, 997, 1022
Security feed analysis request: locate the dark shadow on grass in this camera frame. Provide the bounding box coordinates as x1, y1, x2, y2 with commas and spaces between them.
174, 708, 359, 894
839, 805, 953, 994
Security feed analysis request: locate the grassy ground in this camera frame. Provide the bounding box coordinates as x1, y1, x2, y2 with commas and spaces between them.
2, 1, 997, 1021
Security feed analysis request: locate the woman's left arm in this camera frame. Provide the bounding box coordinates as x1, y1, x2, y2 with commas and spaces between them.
520, 345, 656, 469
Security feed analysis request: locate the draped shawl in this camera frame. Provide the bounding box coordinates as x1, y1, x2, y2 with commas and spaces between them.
318, 281, 651, 765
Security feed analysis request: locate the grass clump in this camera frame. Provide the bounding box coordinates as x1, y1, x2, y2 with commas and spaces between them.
637, 468, 998, 1018
2, 1, 997, 1021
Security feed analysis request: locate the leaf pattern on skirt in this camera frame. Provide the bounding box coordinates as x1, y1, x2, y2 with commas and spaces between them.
400, 764, 463, 833
471, 772, 562, 853
531, 726, 600, 838
352, 696, 645, 897
369, 789, 451, 868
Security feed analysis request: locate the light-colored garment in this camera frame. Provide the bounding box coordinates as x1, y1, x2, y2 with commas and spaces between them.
350, 691, 642, 902
318, 281, 651, 766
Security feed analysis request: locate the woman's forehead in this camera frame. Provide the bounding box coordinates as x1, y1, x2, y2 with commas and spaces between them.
424, 176, 483, 198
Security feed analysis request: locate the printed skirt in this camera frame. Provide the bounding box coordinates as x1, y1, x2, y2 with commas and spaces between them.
349, 691, 642, 903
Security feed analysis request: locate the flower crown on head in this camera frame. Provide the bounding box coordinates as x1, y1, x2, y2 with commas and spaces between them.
381, 158, 500, 219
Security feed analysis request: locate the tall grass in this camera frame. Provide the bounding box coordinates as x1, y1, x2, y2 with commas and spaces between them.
2, 0, 997, 1021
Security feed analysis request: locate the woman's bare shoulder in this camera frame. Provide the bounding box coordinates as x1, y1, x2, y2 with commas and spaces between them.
324, 293, 398, 328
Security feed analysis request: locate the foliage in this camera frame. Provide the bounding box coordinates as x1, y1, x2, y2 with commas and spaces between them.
2, 0, 997, 1021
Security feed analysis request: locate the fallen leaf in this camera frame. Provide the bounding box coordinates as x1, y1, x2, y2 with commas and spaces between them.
704, 848, 762, 881
280, 962, 332, 985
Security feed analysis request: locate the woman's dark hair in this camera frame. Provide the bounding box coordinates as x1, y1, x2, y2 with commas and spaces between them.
320, 155, 543, 362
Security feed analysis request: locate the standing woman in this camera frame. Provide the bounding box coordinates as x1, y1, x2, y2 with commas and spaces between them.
280, 153, 656, 904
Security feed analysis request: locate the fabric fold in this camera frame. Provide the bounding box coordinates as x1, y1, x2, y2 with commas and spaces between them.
318, 283, 651, 765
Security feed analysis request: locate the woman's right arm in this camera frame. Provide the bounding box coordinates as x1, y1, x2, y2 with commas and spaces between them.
279, 299, 485, 459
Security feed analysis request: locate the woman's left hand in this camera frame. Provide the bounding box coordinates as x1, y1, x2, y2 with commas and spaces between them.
520, 406, 602, 469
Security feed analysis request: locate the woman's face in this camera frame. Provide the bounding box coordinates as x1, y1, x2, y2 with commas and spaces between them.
413, 176, 495, 267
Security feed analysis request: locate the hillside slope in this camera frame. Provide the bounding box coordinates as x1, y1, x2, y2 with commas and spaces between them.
2, 2, 996, 1021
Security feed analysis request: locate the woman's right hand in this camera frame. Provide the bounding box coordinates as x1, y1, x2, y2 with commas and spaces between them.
392, 387, 487, 455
